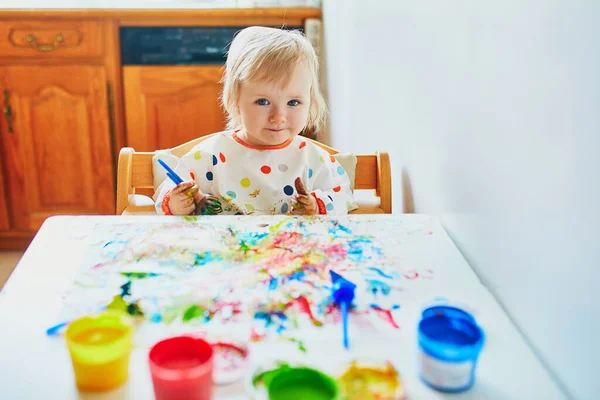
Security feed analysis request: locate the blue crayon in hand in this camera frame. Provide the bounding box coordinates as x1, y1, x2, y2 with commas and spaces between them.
158, 159, 183, 185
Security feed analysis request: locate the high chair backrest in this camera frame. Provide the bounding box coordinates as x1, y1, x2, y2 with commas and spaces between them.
116, 133, 392, 215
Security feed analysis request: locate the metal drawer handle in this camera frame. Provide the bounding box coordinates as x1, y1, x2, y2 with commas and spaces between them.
26, 33, 64, 52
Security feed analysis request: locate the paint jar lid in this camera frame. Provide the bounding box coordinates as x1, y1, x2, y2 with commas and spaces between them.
268, 366, 340, 400
148, 336, 214, 381
212, 341, 249, 385
249, 362, 341, 400
421, 305, 475, 322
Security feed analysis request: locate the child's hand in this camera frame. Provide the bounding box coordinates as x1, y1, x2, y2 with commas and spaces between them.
294, 177, 318, 215
167, 181, 204, 215
197, 195, 223, 215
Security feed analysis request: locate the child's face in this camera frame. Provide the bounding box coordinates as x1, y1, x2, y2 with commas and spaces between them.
237, 62, 311, 146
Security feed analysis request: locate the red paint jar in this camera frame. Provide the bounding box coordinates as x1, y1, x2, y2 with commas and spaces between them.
149, 336, 214, 400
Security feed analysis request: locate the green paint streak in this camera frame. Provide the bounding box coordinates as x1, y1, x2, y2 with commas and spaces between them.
106, 294, 144, 317
239, 241, 251, 253
106, 294, 127, 311
120, 272, 151, 279
297, 341, 307, 353
182, 304, 206, 322
193, 252, 219, 266
269, 217, 293, 233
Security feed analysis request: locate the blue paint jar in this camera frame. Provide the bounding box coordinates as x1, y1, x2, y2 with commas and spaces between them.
417, 305, 485, 393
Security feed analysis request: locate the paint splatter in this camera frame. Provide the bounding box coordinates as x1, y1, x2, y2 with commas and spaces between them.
370, 305, 400, 329
62, 216, 438, 347
367, 279, 392, 296
367, 267, 397, 280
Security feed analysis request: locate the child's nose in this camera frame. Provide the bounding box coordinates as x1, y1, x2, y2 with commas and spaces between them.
269, 108, 286, 124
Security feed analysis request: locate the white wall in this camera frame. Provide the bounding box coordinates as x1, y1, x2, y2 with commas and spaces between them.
323, 1, 598, 399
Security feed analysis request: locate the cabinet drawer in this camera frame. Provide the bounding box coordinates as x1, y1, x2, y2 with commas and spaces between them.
0, 20, 103, 58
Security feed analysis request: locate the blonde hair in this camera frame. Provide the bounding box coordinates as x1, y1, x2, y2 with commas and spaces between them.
221, 26, 327, 133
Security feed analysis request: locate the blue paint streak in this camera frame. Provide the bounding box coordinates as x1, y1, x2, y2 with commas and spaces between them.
367, 267, 397, 279
328, 221, 353, 236
151, 313, 162, 323
337, 223, 352, 234
254, 312, 272, 327
268, 277, 278, 291
238, 232, 269, 246
274, 311, 288, 320
370, 304, 400, 310
193, 252, 222, 266
289, 271, 305, 282
367, 279, 391, 296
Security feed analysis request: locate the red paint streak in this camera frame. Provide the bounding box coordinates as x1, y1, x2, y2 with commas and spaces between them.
210, 301, 242, 319
272, 232, 304, 247
250, 328, 265, 342
286, 296, 323, 326
324, 304, 342, 323
402, 270, 419, 280
371, 306, 400, 329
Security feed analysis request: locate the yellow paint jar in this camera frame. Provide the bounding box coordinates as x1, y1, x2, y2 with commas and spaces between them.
65, 310, 134, 391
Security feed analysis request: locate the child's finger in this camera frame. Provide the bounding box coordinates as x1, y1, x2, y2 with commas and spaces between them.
192, 190, 204, 203
183, 203, 196, 215
294, 177, 309, 196
296, 195, 313, 205
184, 185, 199, 197
172, 181, 195, 195
183, 197, 195, 207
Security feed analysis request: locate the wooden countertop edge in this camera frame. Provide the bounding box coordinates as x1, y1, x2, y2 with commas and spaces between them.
0, 7, 322, 20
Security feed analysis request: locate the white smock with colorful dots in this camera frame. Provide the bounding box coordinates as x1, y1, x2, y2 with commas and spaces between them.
155, 131, 354, 216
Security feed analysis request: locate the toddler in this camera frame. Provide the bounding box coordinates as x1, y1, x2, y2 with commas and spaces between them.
155, 26, 354, 216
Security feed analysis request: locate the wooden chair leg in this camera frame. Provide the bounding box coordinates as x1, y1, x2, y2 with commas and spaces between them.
377, 152, 392, 213
116, 147, 134, 214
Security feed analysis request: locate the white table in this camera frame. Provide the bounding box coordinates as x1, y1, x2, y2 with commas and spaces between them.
0, 215, 566, 400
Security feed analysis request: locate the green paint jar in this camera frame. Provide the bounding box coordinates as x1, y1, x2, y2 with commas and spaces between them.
266, 367, 340, 400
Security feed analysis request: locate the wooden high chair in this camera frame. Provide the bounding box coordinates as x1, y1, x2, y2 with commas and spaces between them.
116, 133, 392, 215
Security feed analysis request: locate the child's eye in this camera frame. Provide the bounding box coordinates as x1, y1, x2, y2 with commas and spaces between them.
288, 100, 300, 106
256, 99, 270, 106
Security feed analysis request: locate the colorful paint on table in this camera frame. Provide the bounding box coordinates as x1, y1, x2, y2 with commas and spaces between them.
60, 216, 436, 346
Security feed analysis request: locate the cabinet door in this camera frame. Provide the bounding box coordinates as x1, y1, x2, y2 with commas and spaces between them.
0, 66, 115, 231
0, 160, 9, 231
123, 66, 226, 151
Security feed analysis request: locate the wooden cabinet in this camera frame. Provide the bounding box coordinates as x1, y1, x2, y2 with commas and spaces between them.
0, 8, 321, 249
0, 66, 115, 232
123, 66, 226, 151
0, 160, 9, 231
0, 19, 104, 59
